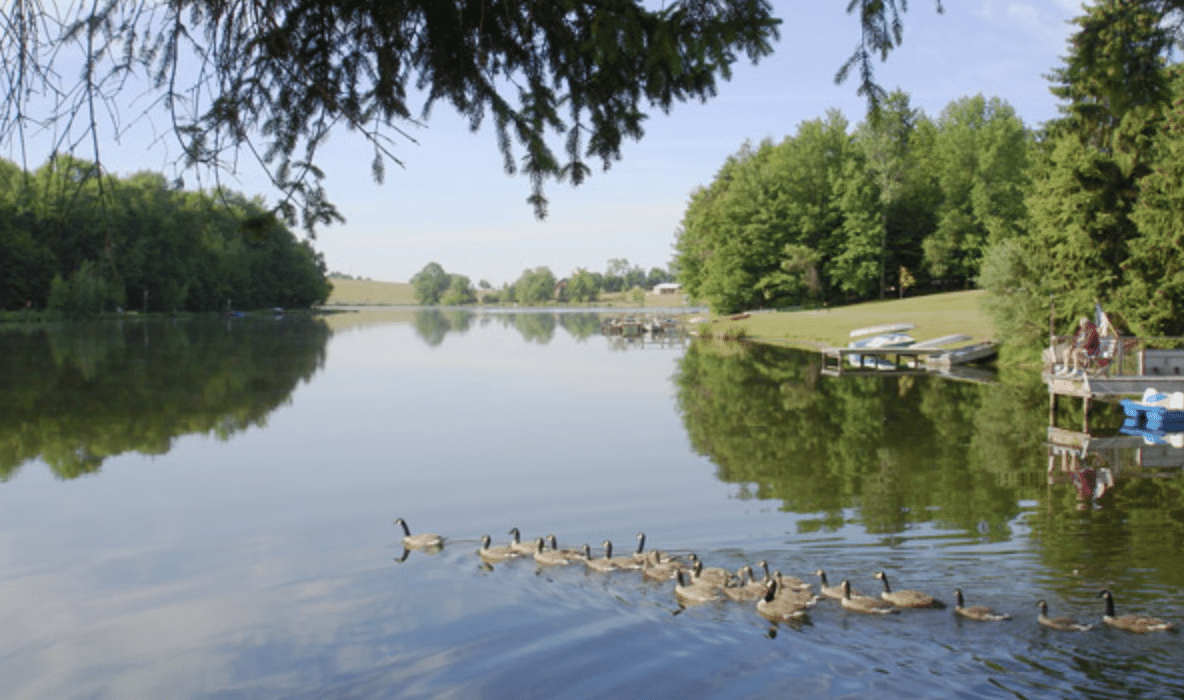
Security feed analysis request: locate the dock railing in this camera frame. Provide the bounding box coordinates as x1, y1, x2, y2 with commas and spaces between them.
1047, 335, 1184, 377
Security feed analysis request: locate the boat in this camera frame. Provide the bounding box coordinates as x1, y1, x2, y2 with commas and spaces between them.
849, 322, 915, 339
1120, 389, 1184, 432
911, 334, 971, 349
923, 340, 998, 370
846, 331, 916, 370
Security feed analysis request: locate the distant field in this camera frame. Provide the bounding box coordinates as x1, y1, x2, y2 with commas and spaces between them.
325, 279, 416, 305
708, 290, 995, 349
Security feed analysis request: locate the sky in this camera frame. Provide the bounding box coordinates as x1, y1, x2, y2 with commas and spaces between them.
11, 0, 1085, 287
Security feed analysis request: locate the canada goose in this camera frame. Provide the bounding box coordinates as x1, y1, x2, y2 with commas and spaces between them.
478, 534, 518, 563
633, 532, 666, 563
393, 518, 443, 550
507, 527, 536, 555
545, 534, 585, 561
874, 571, 945, 608
642, 551, 689, 582
954, 588, 1010, 621
584, 541, 637, 572
1037, 600, 1093, 631
776, 571, 813, 592
533, 537, 573, 566
722, 566, 767, 602
688, 555, 731, 587
771, 571, 818, 606
816, 569, 862, 600
841, 580, 899, 614
757, 579, 813, 621
1098, 590, 1175, 633
755, 560, 772, 584
603, 540, 642, 569
583, 543, 616, 572
674, 569, 721, 606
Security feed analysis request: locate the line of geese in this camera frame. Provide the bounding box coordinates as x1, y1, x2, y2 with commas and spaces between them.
394, 519, 1176, 634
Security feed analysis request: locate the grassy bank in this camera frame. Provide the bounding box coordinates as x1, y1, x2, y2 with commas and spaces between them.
698, 290, 995, 349
325, 279, 417, 305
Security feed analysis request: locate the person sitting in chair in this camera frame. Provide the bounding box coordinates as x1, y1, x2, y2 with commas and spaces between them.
1067, 316, 1101, 375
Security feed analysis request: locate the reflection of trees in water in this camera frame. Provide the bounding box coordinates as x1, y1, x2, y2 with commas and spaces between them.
557, 313, 603, 341
513, 313, 556, 344
675, 340, 1184, 585
412, 309, 475, 346
1030, 436, 1184, 591
0, 317, 330, 481
674, 340, 1048, 537
411, 310, 601, 346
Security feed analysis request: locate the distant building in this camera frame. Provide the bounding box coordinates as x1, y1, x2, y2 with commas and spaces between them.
652, 283, 682, 295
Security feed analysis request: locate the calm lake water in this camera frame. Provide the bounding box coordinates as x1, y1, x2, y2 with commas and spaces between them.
2, 308, 1182, 699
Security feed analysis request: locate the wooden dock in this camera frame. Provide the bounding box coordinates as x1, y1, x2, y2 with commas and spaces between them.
821, 341, 997, 377
1043, 336, 1184, 431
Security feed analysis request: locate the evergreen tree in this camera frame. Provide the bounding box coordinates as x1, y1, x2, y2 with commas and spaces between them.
1002, 0, 1176, 336
2, 0, 781, 227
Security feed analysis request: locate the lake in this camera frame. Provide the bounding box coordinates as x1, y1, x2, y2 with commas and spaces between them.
1, 308, 1182, 699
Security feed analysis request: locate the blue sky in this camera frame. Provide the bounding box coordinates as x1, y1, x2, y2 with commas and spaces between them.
12, 0, 1084, 287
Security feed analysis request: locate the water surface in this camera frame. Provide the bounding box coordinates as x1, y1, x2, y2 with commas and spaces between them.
1, 310, 1181, 699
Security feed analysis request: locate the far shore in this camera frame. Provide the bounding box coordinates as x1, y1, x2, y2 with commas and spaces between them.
326, 279, 994, 352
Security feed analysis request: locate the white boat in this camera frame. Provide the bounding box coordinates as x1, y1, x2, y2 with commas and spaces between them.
849, 322, 915, 339
846, 332, 916, 370
911, 334, 971, 349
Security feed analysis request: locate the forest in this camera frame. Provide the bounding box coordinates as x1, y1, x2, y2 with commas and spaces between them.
674, 0, 1184, 352
0, 156, 331, 315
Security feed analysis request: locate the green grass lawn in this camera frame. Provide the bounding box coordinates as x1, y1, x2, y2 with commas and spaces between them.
325, 279, 416, 305
702, 290, 995, 349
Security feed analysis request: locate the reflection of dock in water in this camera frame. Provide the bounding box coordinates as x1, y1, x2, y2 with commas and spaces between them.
601, 314, 691, 350
605, 331, 690, 351
1046, 425, 1184, 509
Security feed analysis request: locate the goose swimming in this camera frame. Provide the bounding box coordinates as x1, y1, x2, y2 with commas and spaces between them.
393, 518, 443, 550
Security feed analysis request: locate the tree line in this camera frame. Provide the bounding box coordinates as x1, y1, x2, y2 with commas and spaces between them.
673, 92, 1029, 314
675, 0, 1184, 351
410, 258, 675, 306
0, 156, 331, 316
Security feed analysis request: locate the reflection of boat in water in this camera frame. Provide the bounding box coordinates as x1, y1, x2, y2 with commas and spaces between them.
1119, 426, 1184, 448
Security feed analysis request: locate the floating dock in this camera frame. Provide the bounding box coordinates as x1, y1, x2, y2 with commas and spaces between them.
821, 341, 997, 377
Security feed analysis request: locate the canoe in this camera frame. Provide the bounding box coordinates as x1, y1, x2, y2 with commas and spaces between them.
849, 322, 915, 339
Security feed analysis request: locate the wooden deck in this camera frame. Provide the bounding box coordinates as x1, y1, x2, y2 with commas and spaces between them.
1044, 337, 1184, 431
